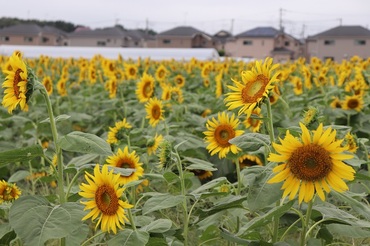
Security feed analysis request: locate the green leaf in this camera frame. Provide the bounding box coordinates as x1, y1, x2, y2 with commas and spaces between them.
58, 131, 112, 155
229, 133, 270, 151
67, 153, 99, 167
0, 223, 11, 239
199, 196, 248, 220
237, 200, 295, 236
326, 224, 370, 238
142, 194, 184, 215
163, 171, 180, 184
0, 145, 43, 168
9, 195, 87, 246
107, 229, 149, 246
190, 177, 228, 195
40, 114, 71, 124
8, 170, 30, 183
140, 219, 172, 233
331, 191, 370, 220
243, 165, 283, 212
220, 227, 252, 244
183, 157, 218, 171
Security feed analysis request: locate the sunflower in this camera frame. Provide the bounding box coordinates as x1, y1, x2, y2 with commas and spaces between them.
2, 53, 29, 113
330, 97, 342, 109
201, 109, 212, 118
224, 57, 280, 117
106, 147, 144, 185
0, 180, 21, 203
145, 97, 165, 127
174, 74, 185, 88
136, 72, 155, 103
79, 164, 133, 234
243, 108, 263, 132
267, 123, 355, 204
107, 119, 132, 144
157, 139, 172, 169
170, 87, 184, 103
204, 111, 244, 159
147, 134, 163, 155
342, 95, 364, 112
191, 169, 213, 180
124, 63, 138, 80
155, 64, 168, 82
238, 154, 263, 169
42, 76, 53, 95
57, 78, 67, 97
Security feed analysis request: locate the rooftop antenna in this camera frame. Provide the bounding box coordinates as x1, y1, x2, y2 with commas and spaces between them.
279, 8, 285, 31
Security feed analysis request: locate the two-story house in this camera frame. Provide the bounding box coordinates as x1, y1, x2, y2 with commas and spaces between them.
225, 26, 302, 62
0, 23, 67, 46
156, 26, 216, 49
306, 25, 370, 61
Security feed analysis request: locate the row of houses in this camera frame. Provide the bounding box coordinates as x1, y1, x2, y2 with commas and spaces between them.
1, 23, 370, 62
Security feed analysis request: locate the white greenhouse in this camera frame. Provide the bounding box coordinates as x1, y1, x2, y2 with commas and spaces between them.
0, 45, 220, 61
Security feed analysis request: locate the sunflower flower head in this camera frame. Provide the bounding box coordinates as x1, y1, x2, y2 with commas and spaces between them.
342, 132, 358, 153
267, 123, 355, 204
0, 180, 21, 204
105, 147, 144, 185
79, 164, 133, 234
146, 134, 164, 156
203, 111, 244, 159
224, 57, 280, 117
157, 139, 173, 169
301, 106, 319, 127
107, 119, 132, 144
2, 52, 36, 114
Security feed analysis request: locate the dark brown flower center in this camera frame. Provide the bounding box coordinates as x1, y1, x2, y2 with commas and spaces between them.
151, 105, 161, 119
347, 99, 359, 109
241, 74, 268, 103
13, 69, 23, 98
95, 184, 119, 215
288, 144, 332, 181
214, 124, 235, 147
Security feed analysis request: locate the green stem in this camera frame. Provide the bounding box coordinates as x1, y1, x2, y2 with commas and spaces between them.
234, 158, 242, 196
80, 231, 105, 246
38, 82, 66, 204
127, 208, 137, 231
300, 199, 314, 246
266, 98, 275, 144
175, 150, 188, 246
65, 168, 85, 201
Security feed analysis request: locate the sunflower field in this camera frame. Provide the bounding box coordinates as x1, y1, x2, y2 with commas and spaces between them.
0, 51, 370, 246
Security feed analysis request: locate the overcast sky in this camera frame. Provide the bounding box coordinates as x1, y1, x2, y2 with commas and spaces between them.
1, 0, 369, 38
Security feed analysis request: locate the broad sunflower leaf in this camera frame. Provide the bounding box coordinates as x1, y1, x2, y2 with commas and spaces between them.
331, 191, 370, 220
142, 194, 184, 215
0, 144, 43, 167
58, 131, 112, 156
9, 195, 87, 246
140, 219, 173, 233
183, 157, 217, 171
107, 229, 149, 246
198, 195, 248, 220
8, 170, 30, 183
326, 224, 370, 238
229, 133, 271, 151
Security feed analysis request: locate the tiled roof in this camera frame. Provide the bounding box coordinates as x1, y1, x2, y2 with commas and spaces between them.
157, 26, 211, 37
68, 27, 128, 38
125, 29, 155, 41
0, 23, 65, 36
236, 27, 279, 38
310, 25, 370, 37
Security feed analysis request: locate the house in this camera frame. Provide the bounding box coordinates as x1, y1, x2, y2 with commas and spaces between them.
156, 26, 216, 48
0, 23, 67, 46
213, 30, 233, 55
225, 26, 302, 61
306, 25, 370, 61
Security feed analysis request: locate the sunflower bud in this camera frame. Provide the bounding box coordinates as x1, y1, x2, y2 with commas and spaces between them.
157, 139, 172, 169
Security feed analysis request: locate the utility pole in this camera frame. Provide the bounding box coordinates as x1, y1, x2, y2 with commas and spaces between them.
230, 19, 234, 34
279, 8, 283, 31
145, 18, 149, 34
338, 18, 342, 26
300, 24, 306, 39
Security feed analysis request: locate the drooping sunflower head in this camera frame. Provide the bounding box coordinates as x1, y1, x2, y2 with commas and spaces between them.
301, 106, 319, 127
224, 57, 280, 117
342, 132, 358, 153
0, 180, 21, 203
147, 134, 164, 156
79, 164, 133, 234
136, 72, 155, 103
145, 97, 165, 127
2, 52, 34, 114
330, 97, 342, 109
191, 169, 213, 181
105, 147, 144, 185
106, 119, 132, 144
238, 154, 263, 169
157, 139, 173, 169
267, 123, 355, 204
203, 111, 244, 159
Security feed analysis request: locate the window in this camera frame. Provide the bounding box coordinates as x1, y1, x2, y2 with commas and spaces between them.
163, 39, 171, 44
1, 36, 9, 41
284, 41, 290, 46
97, 41, 106, 46
355, 40, 366, 45
42, 37, 49, 43
243, 40, 253, 45
324, 40, 335, 45
24, 37, 33, 42
324, 56, 334, 61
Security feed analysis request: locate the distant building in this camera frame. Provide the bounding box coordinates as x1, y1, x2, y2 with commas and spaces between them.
225, 26, 302, 62
306, 25, 370, 61
213, 30, 233, 55
156, 26, 216, 49
0, 23, 67, 46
